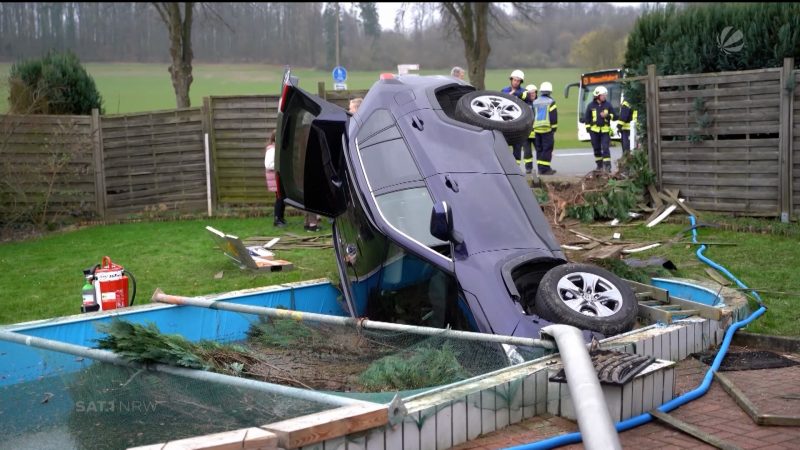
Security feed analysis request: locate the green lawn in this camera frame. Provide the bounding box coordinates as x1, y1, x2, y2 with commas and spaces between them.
1, 211, 797, 337
0, 63, 590, 149
0, 214, 340, 325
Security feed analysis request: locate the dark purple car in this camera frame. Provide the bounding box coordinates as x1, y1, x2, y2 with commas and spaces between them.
275, 70, 637, 340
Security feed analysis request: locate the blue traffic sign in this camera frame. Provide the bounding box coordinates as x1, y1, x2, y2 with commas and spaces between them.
332, 66, 347, 83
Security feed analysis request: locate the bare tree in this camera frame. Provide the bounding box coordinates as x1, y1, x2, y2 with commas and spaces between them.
153, 2, 194, 108
405, 3, 540, 90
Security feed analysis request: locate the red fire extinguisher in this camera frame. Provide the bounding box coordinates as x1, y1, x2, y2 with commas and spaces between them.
81, 256, 136, 313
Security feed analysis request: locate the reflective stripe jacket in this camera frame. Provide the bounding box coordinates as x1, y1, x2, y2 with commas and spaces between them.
618, 100, 634, 131
584, 99, 616, 133
532, 95, 558, 133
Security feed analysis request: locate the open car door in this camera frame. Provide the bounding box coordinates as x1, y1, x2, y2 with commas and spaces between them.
275, 70, 348, 217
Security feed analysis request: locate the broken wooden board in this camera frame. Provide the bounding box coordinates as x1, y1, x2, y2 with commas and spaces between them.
584, 244, 625, 261
705, 267, 732, 286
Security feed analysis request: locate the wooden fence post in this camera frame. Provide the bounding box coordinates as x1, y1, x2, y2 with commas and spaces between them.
318, 81, 326, 100
779, 57, 794, 222
203, 97, 218, 212
646, 65, 662, 189
90, 108, 106, 219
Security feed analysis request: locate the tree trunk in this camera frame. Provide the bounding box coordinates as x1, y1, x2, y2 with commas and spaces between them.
442, 3, 491, 90
154, 2, 194, 108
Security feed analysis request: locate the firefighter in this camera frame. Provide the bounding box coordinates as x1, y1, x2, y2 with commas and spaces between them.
502, 70, 528, 172
584, 86, 615, 172
532, 81, 558, 175
617, 100, 637, 155
501, 69, 526, 100
517, 84, 537, 173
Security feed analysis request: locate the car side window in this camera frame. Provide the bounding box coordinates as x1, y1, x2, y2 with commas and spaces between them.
357, 111, 446, 250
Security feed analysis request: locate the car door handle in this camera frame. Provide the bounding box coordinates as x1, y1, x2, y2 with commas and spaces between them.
411, 116, 424, 131
445, 174, 459, 192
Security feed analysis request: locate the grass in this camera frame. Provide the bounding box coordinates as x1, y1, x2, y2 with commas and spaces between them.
604, 217, 800, 337
0, 62, 590, 148
0, 212, 798, 337
0, 213, 339, 325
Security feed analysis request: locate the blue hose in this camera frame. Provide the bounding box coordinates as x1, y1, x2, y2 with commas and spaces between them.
506, 215, 767, 450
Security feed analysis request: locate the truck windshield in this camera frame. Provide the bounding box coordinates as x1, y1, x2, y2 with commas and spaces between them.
580, 82, 622, 116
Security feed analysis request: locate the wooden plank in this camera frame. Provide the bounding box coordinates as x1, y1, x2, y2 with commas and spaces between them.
261, 403, 387, 449
659, 124, 779, 136
92, 109, 106, 219
658, 68, 780, 87
661, 176, 779, 188
660, 163, 778, 174
658, 84, 778, 100
659, 111, 781, 124
779, 58, 795, 221
660, 98, 780, 112
660, 138, 780, 148
649, 410, 742, 450
676, 188, 778, 201
660, 152, 779, 162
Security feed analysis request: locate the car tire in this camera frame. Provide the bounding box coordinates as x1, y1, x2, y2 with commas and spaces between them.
454, 90, 533, 144
534, 263, 638, 335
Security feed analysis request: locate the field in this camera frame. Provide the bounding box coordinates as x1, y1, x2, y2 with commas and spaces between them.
0, 63, 590, 149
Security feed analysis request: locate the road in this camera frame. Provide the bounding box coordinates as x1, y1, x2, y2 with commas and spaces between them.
549, 146, 624, 176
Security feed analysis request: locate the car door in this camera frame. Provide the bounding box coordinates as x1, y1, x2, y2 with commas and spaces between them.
275, 75, 348, 217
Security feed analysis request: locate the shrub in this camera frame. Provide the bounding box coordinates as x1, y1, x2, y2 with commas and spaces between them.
623, 3, 800, 139
8, 50, 104, 115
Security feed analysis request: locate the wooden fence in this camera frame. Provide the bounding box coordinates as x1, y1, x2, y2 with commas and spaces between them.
0, 114, 95, 222
0, 88, 368, 221
646, 57, 797, 219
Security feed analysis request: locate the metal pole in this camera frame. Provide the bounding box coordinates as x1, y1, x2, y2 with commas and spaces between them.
541, 324, 621, 450
335, 3, 340, 68
0, 330, 369, 408
152, 289, 556, 350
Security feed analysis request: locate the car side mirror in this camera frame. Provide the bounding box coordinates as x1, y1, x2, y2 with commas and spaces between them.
430, 201, 463, 245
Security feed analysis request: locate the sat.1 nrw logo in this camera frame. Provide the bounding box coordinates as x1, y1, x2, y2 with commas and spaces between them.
717, 26, 744, 55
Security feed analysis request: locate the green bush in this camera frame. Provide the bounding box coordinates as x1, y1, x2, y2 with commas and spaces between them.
358, 343, 468, 391
623, 3, 800, 138
8, 50, 104, 115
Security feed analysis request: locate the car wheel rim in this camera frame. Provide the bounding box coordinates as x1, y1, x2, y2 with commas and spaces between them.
469, 95, 523, 122
555, 272, 624, 317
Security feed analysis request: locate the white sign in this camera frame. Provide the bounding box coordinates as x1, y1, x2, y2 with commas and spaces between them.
397, 64, 420, 75
334, 83, 347, 91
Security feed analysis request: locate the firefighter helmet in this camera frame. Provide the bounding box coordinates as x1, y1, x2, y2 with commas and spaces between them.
525, 84, 538, 92
593, 86, 608, 97
509, 70, 525, 82
540, 82, 553, 93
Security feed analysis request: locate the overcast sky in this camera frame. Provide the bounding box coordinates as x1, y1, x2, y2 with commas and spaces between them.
376, 2, 642, 31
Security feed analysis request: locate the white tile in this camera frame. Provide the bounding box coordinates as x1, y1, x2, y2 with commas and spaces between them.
642, 372, 655, 412
365, 428, 385, 450
466, 392, 481, 441
480, 387, 497, 435
621, 381, 633, 420
435, 402, 452, 450
663, 367, 675, 401
693, 321, 703, 353
652, 367, 665, 407
384, 423, 403, 450
604, 384, 623, 422
495, 382, 511, 430
522, 373, 536, 418
535, 370, 548, 415
402, 412, 421, 450
451, 398, 467, 446
419, 406, 436, 450
560, 383, 575, 420
678, 325, 688, 360
547, 378, 561, 416
323, 437, 345, 450
347, 435, 366, 450
631, 377, 644, 416
509, 378, 524, 424
670, 328, 679, 361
